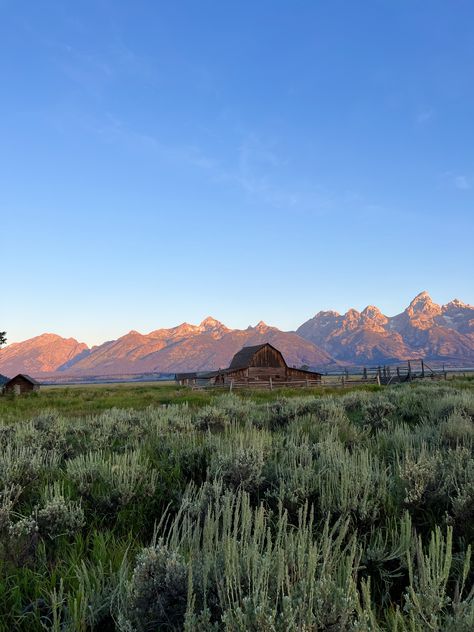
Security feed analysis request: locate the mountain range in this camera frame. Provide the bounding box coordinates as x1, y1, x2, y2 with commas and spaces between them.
0, 292, 472, 377
297, 292, 474, 364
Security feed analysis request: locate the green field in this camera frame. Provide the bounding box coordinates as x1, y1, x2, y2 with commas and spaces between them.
0, 381, 383, 423
0, 380, 473, 630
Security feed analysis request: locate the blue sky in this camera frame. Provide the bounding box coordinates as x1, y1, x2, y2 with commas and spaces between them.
1, 0, 473, 345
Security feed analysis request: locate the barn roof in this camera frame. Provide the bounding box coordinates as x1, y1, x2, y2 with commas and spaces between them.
6, 374, 40, 385
228, 343, 283, 369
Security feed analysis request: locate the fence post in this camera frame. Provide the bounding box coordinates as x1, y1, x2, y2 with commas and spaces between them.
269, 377, 273, 391
421, 359, 425, 378
363, 367, 367, 380
230, 380, 233, 392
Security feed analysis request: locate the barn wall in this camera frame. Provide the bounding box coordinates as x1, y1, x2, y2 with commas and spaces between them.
222, 368, 248, 383
248, 367, 287, 380
250, 346, 286, 368
286, 367, 322, 382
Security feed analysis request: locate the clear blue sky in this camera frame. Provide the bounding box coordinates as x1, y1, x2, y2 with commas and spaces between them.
1, 1, 473, 345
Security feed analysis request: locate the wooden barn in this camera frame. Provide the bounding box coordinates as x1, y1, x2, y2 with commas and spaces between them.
4, 374, 40, 395
176, 343, 322, 387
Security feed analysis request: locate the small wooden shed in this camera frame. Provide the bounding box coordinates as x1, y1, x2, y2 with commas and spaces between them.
4, 374, 40, 395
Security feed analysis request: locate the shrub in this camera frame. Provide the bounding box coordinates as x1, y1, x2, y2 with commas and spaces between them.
361, 396, 396, 431
399, 451, 441, 507
193, 406, 230, 432
441, 411, 474, 446
215, 447, 265, 493
10, 485, 84, 541
119, 540, 188, 632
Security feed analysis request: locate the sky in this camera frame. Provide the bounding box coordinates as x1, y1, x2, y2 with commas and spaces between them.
1, 0, 473, 346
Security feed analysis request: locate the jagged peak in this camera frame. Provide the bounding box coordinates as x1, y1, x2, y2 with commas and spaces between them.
406, 291, 441, 315
250, 320, 272, 331
199, 316, 225, 329
409, 291, 433, 305
443, 298, 471, 309
161, 322, 200, 336
176, 321, 193, 329
313, 310, 340, 318
362, 305, 383, 316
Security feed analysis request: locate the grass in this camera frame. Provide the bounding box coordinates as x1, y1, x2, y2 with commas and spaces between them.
0, 380, 382, 423
0, 379, 473, 630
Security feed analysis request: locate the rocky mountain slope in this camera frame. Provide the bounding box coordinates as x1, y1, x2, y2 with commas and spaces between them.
0, 319, 334, 377
0, 334, 89, 376
297, 292, 474, 364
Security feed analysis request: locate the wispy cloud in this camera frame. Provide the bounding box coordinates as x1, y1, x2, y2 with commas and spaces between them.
75, 114, 383, 217
90, 114, 220, 172
441, 171, 472, 191
416, 108, 435, 125
90, 120, 332, 213
454, 175, 471, 190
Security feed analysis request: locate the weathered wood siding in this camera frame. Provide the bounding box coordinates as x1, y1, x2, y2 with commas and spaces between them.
219, 366, 321, 384
4, 376, 40, 394
249, 346, 286, 368
286, 367, 322, 382
248, 367, 287, 380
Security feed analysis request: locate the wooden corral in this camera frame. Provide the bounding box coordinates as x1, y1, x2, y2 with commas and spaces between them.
4, 374, 40, 395
176, 344, 322, 387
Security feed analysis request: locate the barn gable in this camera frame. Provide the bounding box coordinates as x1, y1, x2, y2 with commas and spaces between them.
228, 343, 286, 369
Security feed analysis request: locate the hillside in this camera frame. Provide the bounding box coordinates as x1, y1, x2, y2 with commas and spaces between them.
0, 334, 89, 376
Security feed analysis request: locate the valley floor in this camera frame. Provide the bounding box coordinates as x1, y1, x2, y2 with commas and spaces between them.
0, 378, 473, 630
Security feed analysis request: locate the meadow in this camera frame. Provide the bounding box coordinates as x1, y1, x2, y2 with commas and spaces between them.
0, 379, 473, 630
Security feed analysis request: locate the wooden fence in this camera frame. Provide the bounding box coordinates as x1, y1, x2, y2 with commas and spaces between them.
191, 376, 380, 391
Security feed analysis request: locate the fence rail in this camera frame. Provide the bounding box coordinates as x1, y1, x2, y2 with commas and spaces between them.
191, 377, 381, 391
